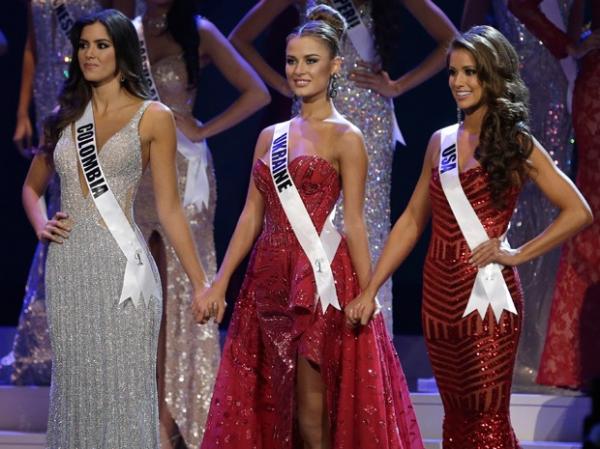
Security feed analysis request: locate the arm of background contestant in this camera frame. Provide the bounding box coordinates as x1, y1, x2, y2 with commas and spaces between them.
141, 103, 208, 299
508, 0, 574, 58
192, 126, 271, 324
460, 0, 491, 31
173, 17, 271, 143
23, 152, 70, 243
345, 131, 436, 326
469, 138, 593, 267
350, 0, 457, 98
229, 0, 295, 98
13, 3, 35, 156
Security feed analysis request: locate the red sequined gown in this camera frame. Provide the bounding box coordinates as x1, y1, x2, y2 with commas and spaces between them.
201, 156, 423, 449
423, 167, 524, 448
509, 0, 600, 389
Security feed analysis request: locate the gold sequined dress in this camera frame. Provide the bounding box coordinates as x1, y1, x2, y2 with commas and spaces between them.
134, 52, 220, 448
0, 0, 100, 385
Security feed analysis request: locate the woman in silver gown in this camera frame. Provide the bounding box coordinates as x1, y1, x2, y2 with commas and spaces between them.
134, 0, 269, 447
461, 0, 575, 389
229, 0, 457, 333
3, 0, 134, 385
22, 10, 207, 448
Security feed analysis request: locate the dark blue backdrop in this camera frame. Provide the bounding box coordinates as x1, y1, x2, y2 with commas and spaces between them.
0, 0, 463, 334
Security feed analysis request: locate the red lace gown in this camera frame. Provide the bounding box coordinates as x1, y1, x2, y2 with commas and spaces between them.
423, 167, 524, 449
509, 0, 600, 389
200, 156, 423, 449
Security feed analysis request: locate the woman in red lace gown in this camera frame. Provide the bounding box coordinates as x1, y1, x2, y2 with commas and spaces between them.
352, 26, 592, 448
508, 0, 600, 389
193, 5, 423, 449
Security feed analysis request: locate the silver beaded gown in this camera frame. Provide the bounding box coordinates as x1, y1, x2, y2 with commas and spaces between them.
134, 50, 220, 448
491, 0, 574, 389
303, 0, 396, 334
46, 101, 162, 449
0, 0, 100, 385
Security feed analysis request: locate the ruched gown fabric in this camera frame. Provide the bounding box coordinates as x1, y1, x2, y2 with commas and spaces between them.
423, 167, 523, 449
200, 156, 423, 449
45, 102, 162, 449
509, 0, 600, 389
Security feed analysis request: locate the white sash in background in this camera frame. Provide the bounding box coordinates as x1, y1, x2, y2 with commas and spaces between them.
52, 0, 76, 39
438, 124, 517, 322
75, 102, 161, 307
270, 121, 342, 312
330, 0, 405, 146
539, 0, 577, 114
134, 16, 210, 211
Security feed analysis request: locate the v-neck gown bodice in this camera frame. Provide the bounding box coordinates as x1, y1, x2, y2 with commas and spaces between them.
45, 101, 162, 449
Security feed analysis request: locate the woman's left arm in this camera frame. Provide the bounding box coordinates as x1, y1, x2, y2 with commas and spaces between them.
339, 127, 371, 289
351, 0, 457, 97
174, 18, 271, 142
142, 103, 208, 290
470, 139, 593, 267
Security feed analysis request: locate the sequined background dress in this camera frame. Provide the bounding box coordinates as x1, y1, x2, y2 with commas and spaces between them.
201, 156, 423, 449
510, 0, 600, 389
0, 0, 101, 386
46, 101, 162, 449
297, 0, 397, 334
491, 0, 574, 389
424, 165, 523, 448
135, 48, 220, 447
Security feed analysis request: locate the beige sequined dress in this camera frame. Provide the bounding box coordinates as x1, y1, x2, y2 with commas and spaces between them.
134, 52, 220, 448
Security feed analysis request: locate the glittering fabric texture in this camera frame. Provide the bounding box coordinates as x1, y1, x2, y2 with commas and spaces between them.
490, 0, 574, 389
297, 0, 396, 334
46, 102, 162, 449
0, 0, 100, 386
135, 52, 220, 448
424, 167, 524, 448
201, 156, 423, 449
539, 48, 600, 389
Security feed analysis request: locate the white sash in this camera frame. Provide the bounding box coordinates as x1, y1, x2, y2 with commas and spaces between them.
330, 0, 405, 146
438, 124, 517, 322
75, 102, 161, 307
133, 16, 210, 211
539, 0, 577, 114
52, 0, 76, 39
269, 121, 342, 311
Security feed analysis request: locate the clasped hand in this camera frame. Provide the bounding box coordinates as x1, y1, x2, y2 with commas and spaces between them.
192, 283, 227, 325
344, 290, 379, 327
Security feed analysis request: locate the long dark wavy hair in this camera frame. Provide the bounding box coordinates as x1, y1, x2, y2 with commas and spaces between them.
43, 9, 150, 153
450, 25, 534, 209
166, 0, 200, 88
370, 0, 402, 69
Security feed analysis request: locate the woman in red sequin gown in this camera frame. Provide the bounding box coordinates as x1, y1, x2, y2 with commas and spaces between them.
352, 26, 593, 448
508, 0, 600, 389
193, 6, 423, 449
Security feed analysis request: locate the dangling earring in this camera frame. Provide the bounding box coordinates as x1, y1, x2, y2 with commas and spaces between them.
120, 74, 125, 83
328, 74, 338, 99
457, 106, 463, 124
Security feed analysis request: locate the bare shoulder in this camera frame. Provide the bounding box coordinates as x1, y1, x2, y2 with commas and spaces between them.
333, 118, 365, 148
141, 101, 174, 124
139, 101, 175, 139
428, 128, 445, 165
196, 16, 219, 37
255, 124, 277, 159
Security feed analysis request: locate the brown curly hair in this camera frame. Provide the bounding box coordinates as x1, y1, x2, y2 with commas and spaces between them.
450, 25, 534, 209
